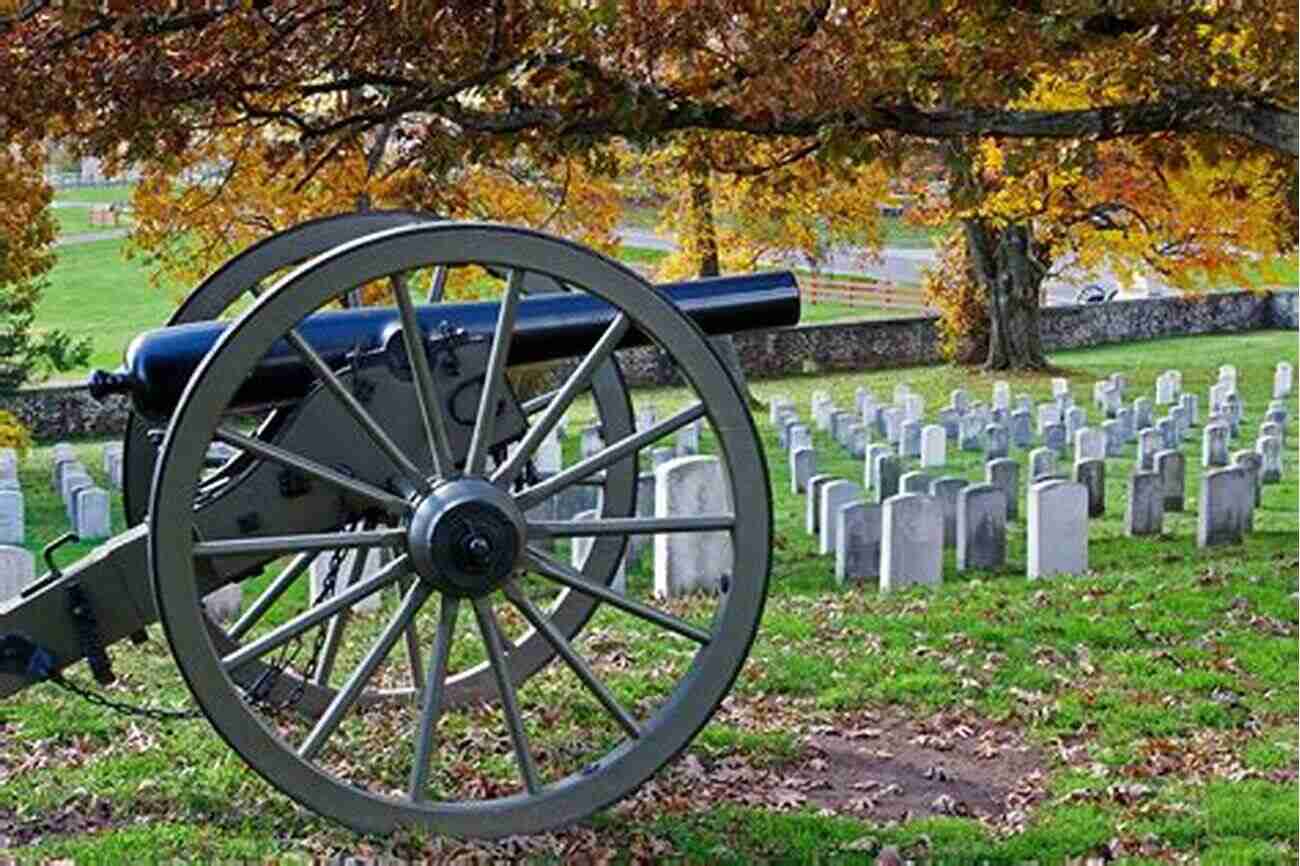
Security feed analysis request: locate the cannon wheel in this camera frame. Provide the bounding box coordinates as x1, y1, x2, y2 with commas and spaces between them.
148, 223, 770, 836
121, 211, 636, 715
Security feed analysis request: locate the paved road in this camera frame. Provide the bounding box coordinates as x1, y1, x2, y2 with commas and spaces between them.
615, 226, 1153, 305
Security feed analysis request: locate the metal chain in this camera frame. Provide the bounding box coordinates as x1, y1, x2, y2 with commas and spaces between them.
46, 671, 203, 722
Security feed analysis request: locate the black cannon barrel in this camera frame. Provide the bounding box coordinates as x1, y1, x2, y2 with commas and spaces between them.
90, 271, 800, 419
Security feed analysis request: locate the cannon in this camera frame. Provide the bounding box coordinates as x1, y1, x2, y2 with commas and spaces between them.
0, 214, 798, 837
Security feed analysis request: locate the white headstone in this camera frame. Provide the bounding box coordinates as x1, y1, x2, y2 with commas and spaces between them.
676, 419, 702, 456
1074, 428, 1105, 462
535, 429, 563, 475
1051, 378, 1069, 398
956, 484, 1006, 571
1274, 362, 1293, 399
790, 446, 816, 495
0, 489, 22, 545
571, 508, 626, 594
1027, 479, 1088, 578
1197, 466, 1249, 548
74, 487, 111, 540
819, 480, 863, 556
1202, 423, 1230, 468
311, 548, 387, 613
654, 456, 732, 598
880, 493, 943, 592
1037, 404, 1060, 435
919, 424, 946, 468
0, 545, 36, 601
580, 425, 603, 459
836, 500, 881, 584
903, 394, 925, 423
52, 442, 75, 463
203, 584, 243, 623
992, 382, 1011, 412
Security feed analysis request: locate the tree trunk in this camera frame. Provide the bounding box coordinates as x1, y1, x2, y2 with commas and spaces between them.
685, 163, 764, 409
963, 218, 1049, 370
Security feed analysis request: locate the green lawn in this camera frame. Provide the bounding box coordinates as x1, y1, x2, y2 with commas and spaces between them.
2, 331, 1295, 862
51, 185, 136, 205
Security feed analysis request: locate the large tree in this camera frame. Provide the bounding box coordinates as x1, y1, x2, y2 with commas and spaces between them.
1, 2, 1294, 368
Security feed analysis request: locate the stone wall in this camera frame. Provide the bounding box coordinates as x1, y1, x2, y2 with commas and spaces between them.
4, 289, 1294, 441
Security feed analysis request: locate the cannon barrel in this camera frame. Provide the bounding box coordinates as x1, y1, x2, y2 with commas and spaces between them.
89, 271, 799, 419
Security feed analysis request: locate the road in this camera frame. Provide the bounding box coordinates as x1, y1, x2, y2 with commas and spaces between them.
615, 226, 1152, 306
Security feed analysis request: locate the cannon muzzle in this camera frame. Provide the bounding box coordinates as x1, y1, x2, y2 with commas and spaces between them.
90, 271, 799, 419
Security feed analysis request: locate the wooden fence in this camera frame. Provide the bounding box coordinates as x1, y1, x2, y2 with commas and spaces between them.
798, 276, 932, 314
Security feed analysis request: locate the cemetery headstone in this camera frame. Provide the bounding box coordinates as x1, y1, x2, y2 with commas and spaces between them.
1027, 480, 1088, 578
1155, 449, 1186, 512
1125, 471, 1164, 537
1116, 406, 1135, 443
1073, 458, 1105, 518
1051, 378, 1069, 398
1179, 393, 1199, 427
880, 493, 943, 592
790, 447, 816, 496
1259, 420, 1285, 448
1256, 435, 1282, 483
0, 488, 22, 545
1037, 404, 1060, 434
1101, 420, 1123, 457
75, 487, 111, 539
950, 389, 970, 414
806, 475, 836, 534
572, 509, 627, 594
676, 419, 701, 456
864, 444, 891, 488
1009, 409, 1032, 448
900, 420, 922, 459
1029, 447, 1056, 482
1274, 362, 1292, 398
1196, 466, 1249, 548
992, 381, 1011, 411
836, 500, 881, 584
1156, 418, 1177, 450
820, 480, 863, 556
883, 408, 904, 444
654, 456, 732, 597
1043, 423, 1067, 454
937, 408, 960, 441
959, 414, 984, 452
1202, 423, 1229, 468
580, 425, 603, 459
0, 545, 37, 601
789, 424, 813, 453
311, 548, 385, 614
985, 423, 1010, 460
1064, 406, 1086, 442
1074, 428, 1105, 462
985, 458, 1020, 521
920, 425, 946, 468
848, 424, 869, 459
956, 484, 1006, 571
1133, 397, 1154, 431
1137, 428, 1160, 470
900, 470, 934, 495
930, 476, 968, 548
651, 447, 675, 471
1232, 449, 1262, 508
872, 454, 901, 503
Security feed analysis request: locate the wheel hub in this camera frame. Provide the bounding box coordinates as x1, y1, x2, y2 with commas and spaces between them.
407, 478, 525, 597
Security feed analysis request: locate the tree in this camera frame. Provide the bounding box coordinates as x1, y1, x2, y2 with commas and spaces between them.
0, 138, 89, 391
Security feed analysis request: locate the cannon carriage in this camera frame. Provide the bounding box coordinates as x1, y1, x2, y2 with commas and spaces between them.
0, 215, 798, 837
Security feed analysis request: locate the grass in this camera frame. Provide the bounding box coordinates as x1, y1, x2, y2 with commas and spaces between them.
2, 330, 1295, 862
51, 185, 136, 205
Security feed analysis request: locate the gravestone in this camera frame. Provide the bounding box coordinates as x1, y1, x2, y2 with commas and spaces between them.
1137, 428, 1160, 470
900, 470, 934, 495
1073, 458, 1105, 518
835, 500, 881, 584
892, 383, 911, 406
880, 493, 943, 592
790, 447, 816, 495
1218, 365, 1237, 389
1054, 392, 1073, 413
1027, 480, 1088, 578
777, 414, 800, 450
950, 388, 970, 414
936, 408, 961, 441
956, 484, 1006, 571
1256, 435, 1282, 483
769, 397, 795, 426
806, 475, 836, 534
1101, 420, 1123, 457
992, 381, 1011, 411
0, 545, 37, 601
676, 419, 701, 456
1196, 466, 1249, 548
61, 469, 93, 510
872, 454, 901, 503
990, 407, 1008, 426
1259, 420, 1285, 448
978, 423, 1005, 460
311, 548, 386, 614
831, 411, 856, 447
920, 425, 946, 468
651, 447, 675, 471
203, 585, 243, 623
864, 444, 891, 489
986, 458, 1020, 521
848, 424, 869, 459
635, 405, 658, 432
1156, 418, 1177, 450
1051, 378, 1069, 398
900, 420, 922, 459
535, 430, 563, 475
1179, 393, 1199, 427
1221, 393, 1242, 436
883, 408, 904, 444
556, 484, 600, 521
959, 414, 984, 452
854, 387, 873, 417
0, 489, 22, 545
102, 442, 124, 475
1155, 371, 1179, 405
814, 401, 836, 432
1116, 406, 1135, 443
904, 394, 925, 423
1015, 394, 1033, 414
1169, 405, 1188, 442
1274, 362, 1293, 398
580, 425, 603, 459
1037, 404, 1060, 434
1100, 383, 1122, 418
1043, 423, 1066, 454
1202, 423, 1229, 468
1125, 471, 1164, 537
1074, 428, 1105, 462
52, 442, 75, 464
789, 424, 813, 453
52, 458, 79, 494
930, 476, 968, 548
654, 456, 732, 597
1232, 449, 1262, 508
1133, 397, 1154, 431
1264, 408, 1288, 439
571, 509, 627, 594
1029, 447, 1056, 482
74, 487, 111, 540
1009, 409, 1032, 448
1155, 449, 1186, 512
1064, 406, 1087, 442
820, 481, 863, 555
1092, 380, 1107, 409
